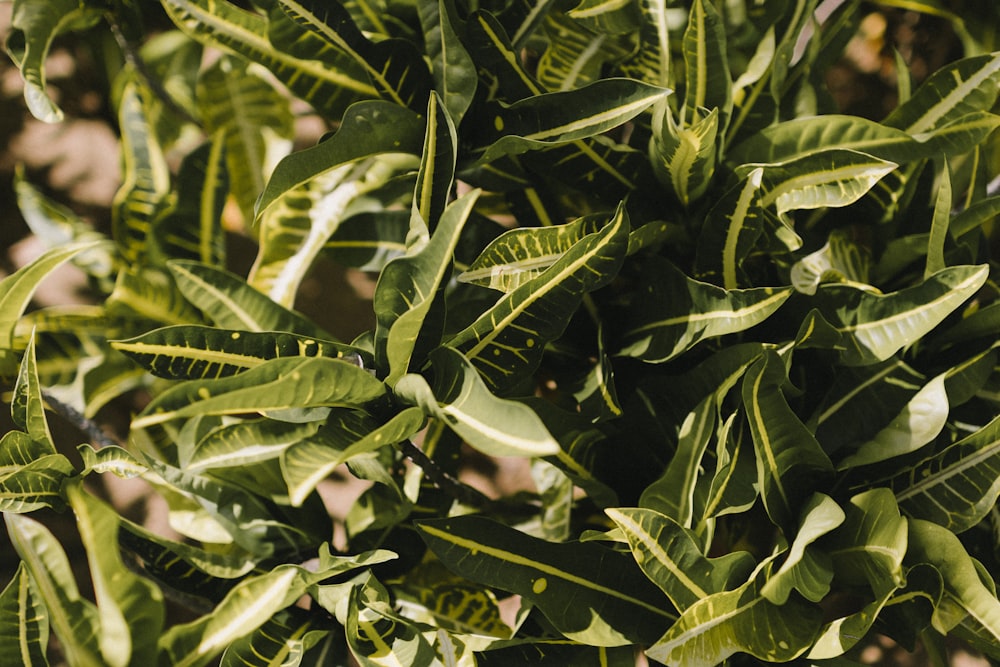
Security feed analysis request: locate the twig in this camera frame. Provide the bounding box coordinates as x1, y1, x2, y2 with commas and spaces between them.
41, 390, 122, 449
105, 13, 200, 127
397, 438, 494, 509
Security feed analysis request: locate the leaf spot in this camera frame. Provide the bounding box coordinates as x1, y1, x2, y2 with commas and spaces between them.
494, 116, 504, 132
778, 641, 789, 650
532, 577, 547, 594
197, 387, 211, 400
230, 332, 240, 340
525, 338, 535, 348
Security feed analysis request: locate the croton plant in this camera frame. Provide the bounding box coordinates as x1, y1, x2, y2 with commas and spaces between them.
2, 0, 1000, 664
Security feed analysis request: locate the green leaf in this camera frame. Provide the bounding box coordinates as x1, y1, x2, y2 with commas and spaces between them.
827, 488, 908, 594
161, 0, 376, 118
77, 444, 147, 479
250, 152, 417, 309
566, 0, 641, 34
458, 213, 605, 293
449, 203, 628, 391
618, 258, 791, 363
278, 0, 432, 110
346, 574, 439, 667
754, 148, 899, 222
607, 507, 754, 613
838, 371, 949, 469
815, 264, 988, 365
0, 432, 74, 513
107, 266, 203, 327
5, 513, 104, 667
220, 608, 319, 667
537, 12, 631, 91
417, 515, 675, 646
645, 562, 823, 667
790, 227, 871, 295
160, 551, 393, 667
0, 240, 108, 366
12, 334, 54, 451
187, 419, 320, 473
255, 100, 424, 219
113, 325, 367, 381
197, 55, 293, 225
475, 78, 669, 162
760, 493, 844, 604
149, 137, 228, 267
883, 52, 1000, 135
892, 413, 1000, 534
66, 483, 164, 667
419, 0, 477, 124
395, 347, 560, 458
168, 260, 328, 337
926, 159, 952, 279
650, 104, 719, 207
374, 188, 478, 385
112, 76, 172, 264
6, 0, 102, 122
639, 394, 716, 527
680, 0, 732, 132
906, 519, 1000, 652
694, 167, 766, 289
133, 356, 386, 429
0, 563, 48, 666
742, 351, 834, 532
281, 406, 426, 506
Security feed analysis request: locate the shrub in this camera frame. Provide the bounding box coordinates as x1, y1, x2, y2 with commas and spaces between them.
2, 0, 1000, 664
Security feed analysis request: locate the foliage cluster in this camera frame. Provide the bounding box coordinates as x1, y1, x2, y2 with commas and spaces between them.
2, 0, 1000, 664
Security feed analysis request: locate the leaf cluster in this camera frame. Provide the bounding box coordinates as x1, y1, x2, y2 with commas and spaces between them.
3, 0, 1000, 664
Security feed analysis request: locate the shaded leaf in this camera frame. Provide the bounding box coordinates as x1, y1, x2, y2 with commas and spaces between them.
0, 563, 48, 666
418, 515, 675, 646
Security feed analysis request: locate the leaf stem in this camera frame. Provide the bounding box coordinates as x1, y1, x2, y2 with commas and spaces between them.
397, 438, 493, 508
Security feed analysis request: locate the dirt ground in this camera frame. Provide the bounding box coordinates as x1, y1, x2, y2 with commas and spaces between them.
0, 3, 996, 665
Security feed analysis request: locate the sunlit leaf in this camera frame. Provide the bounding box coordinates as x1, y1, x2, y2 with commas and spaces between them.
0, 563, 48, 666
760, 493, 843, 604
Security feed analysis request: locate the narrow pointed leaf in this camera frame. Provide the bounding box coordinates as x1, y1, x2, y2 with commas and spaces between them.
458, 213, 606, 292
149, 137, 228, 266
449, 203, 628, 391
5, 513, 104, 667
0, 432, 74, 513
160, 552, 392, 667
816, 264, 987, 365
883, 52, 1000, 134
907, 519, 1000, 651
419, 0, 477, 123
607, 507, 754, 612
892, 413, 1000, 534
0, 563, 48, 666
281, 406, 426, 506
66, 483, 164, 667
278, 0, 432, 110
220, 608, 318, 667
168, 260, 328, 337
395, 347, 560, 458
255, 100, 424, 219
838, 372, 949, 469
113, 325, 367, 381
417, 515, 675, 646
112, 77, 172, 264
374, 189, 477, 384
0, 241, 107, 361
161, 0, 376, 118
742, 351, 834, 532
475, 79, 669, 162
619, 258, 790, 363
694, 167, 766, 289
681, 0, 732, 131
197, 56, 293, 224
537, 12, 632, 91
650, 105, 719, 207
133, 356, 386, 429
646, 564, 823, 667
12, 335, 54, 451
188, 419, 321, 472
